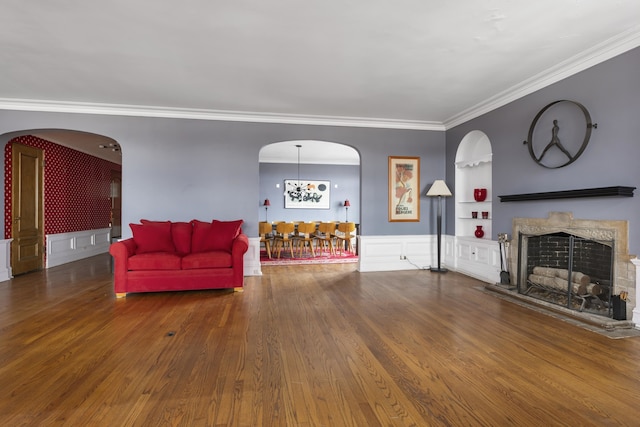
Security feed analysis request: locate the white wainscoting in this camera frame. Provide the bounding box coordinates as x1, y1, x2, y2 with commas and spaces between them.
454, 236, 501, 284
246, 233, 500, 285
46, 228, 112, 269
0, 239, 12, 282
245, 237, 263, 277
357, 235, 435, 272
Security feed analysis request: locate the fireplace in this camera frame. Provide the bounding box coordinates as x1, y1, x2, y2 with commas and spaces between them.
511, 212, 635, 322
518, 232, 614, 317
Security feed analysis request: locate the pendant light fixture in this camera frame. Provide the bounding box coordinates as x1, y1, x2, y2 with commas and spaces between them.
285, 144, 303, 197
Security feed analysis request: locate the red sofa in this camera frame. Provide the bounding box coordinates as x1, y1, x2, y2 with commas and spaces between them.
109, 219, 249, 298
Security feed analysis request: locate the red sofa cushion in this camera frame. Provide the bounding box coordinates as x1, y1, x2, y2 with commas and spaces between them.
130, 222, 175, 254
129, 252, 182, 270
191, 219, 243, 253
182, 251, 233, 269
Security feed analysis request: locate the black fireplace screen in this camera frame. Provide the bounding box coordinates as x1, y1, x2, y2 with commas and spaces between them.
517, 232, 614, 317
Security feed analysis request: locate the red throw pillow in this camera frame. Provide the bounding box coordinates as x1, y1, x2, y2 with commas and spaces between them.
190, 220, 213, 253
171, 222, 193, 255
210, 220, 244, 251
190, 219, 243, 253
141, 220, 193, 254
130, 222, 175, 254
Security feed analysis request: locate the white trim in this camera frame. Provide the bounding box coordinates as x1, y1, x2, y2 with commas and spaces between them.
0, 239, 12, 282
0, 98, 445, 131
46, 228, 111, 268
445, 26, 640, 129
245, 237, 263, 277
630, 258, 640, 329
1, 28, 638, 132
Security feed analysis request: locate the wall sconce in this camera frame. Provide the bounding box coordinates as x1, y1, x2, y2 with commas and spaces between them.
263, 199, 271, 222
344, 199, 351, 221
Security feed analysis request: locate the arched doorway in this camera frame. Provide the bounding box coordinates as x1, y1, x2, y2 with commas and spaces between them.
1, 129, 122, 275
259, 140, 360, 223
258, 140, 360, 261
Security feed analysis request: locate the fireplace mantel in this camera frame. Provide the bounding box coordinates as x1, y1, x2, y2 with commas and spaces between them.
499, 186, 635, 202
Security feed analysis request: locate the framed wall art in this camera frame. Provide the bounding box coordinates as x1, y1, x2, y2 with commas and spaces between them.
389, 156, 420, 222
284, 179, 331, 209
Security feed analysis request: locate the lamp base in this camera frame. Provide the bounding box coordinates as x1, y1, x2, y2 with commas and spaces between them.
429, 267, 448, 273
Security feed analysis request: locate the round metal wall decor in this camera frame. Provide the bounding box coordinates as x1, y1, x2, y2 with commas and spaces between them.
524, 100, 596, 169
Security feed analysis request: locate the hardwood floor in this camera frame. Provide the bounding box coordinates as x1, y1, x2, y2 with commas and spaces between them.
1, 254, 639, 426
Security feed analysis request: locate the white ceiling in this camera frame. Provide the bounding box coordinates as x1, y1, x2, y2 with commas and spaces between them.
2, 1, 640, 162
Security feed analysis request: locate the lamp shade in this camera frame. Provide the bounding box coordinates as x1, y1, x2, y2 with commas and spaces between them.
263, 199, 271, 207
426, 180, 452, 197
344, 199, 351, 207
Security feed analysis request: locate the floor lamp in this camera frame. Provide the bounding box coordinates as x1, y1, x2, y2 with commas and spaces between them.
426, 180, 452, 273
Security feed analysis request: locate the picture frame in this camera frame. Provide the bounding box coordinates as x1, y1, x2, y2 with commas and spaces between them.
389, 156, 420, 222
284, 179, 331, 209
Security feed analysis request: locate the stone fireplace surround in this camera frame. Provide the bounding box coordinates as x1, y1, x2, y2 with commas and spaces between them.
510, 212, 637, 326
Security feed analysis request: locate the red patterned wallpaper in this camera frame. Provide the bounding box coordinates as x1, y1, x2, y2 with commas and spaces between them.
4, 135, 121, 239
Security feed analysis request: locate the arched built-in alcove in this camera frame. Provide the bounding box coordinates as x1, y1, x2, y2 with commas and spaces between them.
454, 131, 493, 239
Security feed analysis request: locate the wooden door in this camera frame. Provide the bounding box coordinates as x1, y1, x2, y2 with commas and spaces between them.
110, 170, 122, 239
11, 144, 44, 275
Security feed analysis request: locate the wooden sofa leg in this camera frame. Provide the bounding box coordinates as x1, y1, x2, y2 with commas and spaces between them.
115, 293, 127, 299
234, 287, 244, 293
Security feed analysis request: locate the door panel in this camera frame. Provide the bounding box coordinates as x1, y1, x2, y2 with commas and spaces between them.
11, 144, 44, 275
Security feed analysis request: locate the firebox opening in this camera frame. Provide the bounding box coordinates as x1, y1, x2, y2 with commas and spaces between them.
518, 232, 614, 318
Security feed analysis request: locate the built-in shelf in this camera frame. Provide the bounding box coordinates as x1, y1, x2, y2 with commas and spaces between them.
499, 186, 635, 202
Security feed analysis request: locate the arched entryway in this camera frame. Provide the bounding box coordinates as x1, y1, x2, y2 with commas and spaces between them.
258, 140, 360, 262
1, 129, 122, 275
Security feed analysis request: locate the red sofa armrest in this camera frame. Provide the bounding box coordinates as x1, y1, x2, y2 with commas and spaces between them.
231, 233, 249, 287
109, 238, 137, 296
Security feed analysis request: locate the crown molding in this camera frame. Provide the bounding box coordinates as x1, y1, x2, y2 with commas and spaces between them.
2, 25, 638, 133
0, 98, 445, 131
444, 25, 640, 130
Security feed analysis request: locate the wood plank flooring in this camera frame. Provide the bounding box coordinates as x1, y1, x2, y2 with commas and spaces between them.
1, 254, 639, 426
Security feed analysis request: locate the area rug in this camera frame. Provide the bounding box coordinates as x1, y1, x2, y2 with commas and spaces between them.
260, 250, 358, 265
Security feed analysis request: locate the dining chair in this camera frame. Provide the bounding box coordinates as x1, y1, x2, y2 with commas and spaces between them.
259, 221, 274, 259
313, 222, 336, 255
273, 222, 295, 258
292, 222, 316, 257
334, 222, 356, 255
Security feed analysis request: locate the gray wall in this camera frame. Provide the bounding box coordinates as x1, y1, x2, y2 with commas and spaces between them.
446, 46, 640, 254
260, 163, 360, 223
0, 112, 445, 238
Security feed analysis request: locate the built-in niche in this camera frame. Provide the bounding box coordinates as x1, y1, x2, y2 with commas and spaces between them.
455, 131, 493, 239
